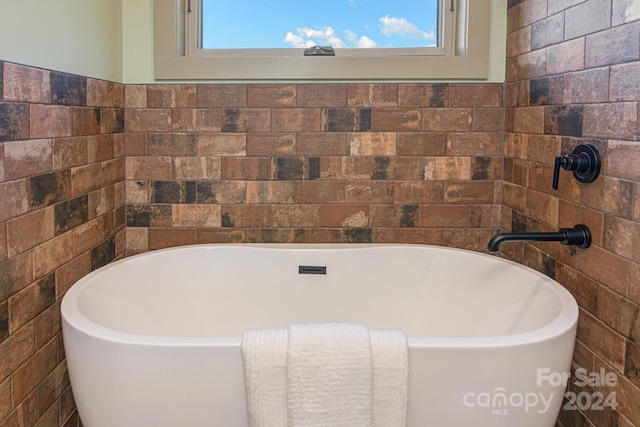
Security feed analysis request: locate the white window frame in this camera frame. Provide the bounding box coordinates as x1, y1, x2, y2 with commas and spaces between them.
154, 0, 491, 80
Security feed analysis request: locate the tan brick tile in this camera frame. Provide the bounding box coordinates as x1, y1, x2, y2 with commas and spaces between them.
247, 84, 296, 107
578, 245, 629, 297
270, 205, 319, 227
197, 228, 245, 244
319, 204, 369, 227
398, 84, 448, 107
221, 205, 271, 227
423, 157, 471, 180
450, 84, 502, 108
419, 205, 469, 227
271, 108, 321, 132
516, 50, 546, 80
221, 157, 273, 180
196, 84, 246, 108
606, 140, 640, 182
125, 156, 172, 180
71, 163, 103, 196
347, 84, 398, 107
7, 208, 54, 257
29, 104, 71, 139
297, 84, 346, 107
444, 181, 496, 204
8, 273, 55, 334
125, 84, 147, 108
296, 133, 347, 156
172, 108, 222, 132
55, 252, 90, 299
247, 133, 295, 156
422, 108, 473, 132
370, 108, 420, 131
125, 109, 171, 132
33, 232, 73, 279
295, 181, 345, 204
393, 181, 444, 204
345, 182, 394, 204
559, 200, 604, 246
172, 204, 221, 227
472, 108, 506, 132
583, 102, 638, 140
0, 321, 35, 381
87, 79, 119, 107
148, 228, 197, 250
246, 181, 295, 204
222, 109, 270, 132
370, 204, 418, 227
173, 157, 221, 180
396, 132, 447, 156
447, 132, 498, 156
3, 63, 50, 103
4, 139, 51, 181
11, 339, 58, 404
347, 132, 396, 156
147, 84, 196, 108
197, 133, 246, 156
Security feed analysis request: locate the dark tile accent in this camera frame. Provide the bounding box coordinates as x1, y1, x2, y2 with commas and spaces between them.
126, 204, 172, 227
400, 205, 418, 227
324, 108, 371, 131
472, 156, 492, 180
530, 76, 564, 106
542, 253, 556, 279
308, 157, 320, 180
30, 170, 71, 210
430, 84, 448, 107
91, 236, 116, 271
276, 157, 304, 180
54, 195, 89, 235
151, 181, 196, 203
372, 157, 390, 180
222, 109, 240, 132
511, 210, 544, 233
545, 105, 583, 137
507, 0, 524, 8
126, 205, 151, 227
358, 109, 371, 131
343, 227, 372, 243
37, 272, 56, 309
0, 300, 8, 343
100, 108, 124, 133
0, 102, 29, 142
50, 71, 87, 106
221, 212, 235, 227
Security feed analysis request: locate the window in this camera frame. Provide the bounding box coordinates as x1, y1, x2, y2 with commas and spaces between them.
154, 0, 491, 80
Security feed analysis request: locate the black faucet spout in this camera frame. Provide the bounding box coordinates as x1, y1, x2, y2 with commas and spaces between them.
487, 224, 591, 252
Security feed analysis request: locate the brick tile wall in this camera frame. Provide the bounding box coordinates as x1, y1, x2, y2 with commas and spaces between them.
506, 0, 640, 425
0, 61, 125, 427
124, 83, 504, 252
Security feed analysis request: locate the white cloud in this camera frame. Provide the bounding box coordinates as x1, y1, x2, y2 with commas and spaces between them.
348, 0, 356, 6
379, 15, 435, 41
284, 26, 377, 48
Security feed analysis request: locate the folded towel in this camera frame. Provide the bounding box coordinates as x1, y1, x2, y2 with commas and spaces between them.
242, 328, 288, 427
241, 323, 408, 427
287, 323, 373, 427
370, 329, 408, 427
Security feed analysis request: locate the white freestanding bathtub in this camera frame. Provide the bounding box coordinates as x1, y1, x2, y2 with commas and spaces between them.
61, 244, 578, 427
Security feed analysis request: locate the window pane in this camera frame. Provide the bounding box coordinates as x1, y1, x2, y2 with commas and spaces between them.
201, 0, 439, 49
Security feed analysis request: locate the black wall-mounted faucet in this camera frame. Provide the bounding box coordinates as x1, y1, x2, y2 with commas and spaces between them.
487, 224, 591, 252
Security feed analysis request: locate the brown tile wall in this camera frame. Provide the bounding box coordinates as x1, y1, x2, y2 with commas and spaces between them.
0, 61, 125, 427
506, 0, 640, 426
124, 83, 504, 252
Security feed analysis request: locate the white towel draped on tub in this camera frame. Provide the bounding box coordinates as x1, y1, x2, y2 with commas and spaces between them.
241, 323, 408, 427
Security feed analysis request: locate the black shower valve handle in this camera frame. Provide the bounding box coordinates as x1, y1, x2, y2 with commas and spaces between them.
551, 144, 601, 191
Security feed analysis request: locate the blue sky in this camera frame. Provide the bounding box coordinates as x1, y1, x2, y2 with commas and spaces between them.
202, 0, 439, 49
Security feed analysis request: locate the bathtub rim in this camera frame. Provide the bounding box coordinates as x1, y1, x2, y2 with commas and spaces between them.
61, 243, 579, 349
